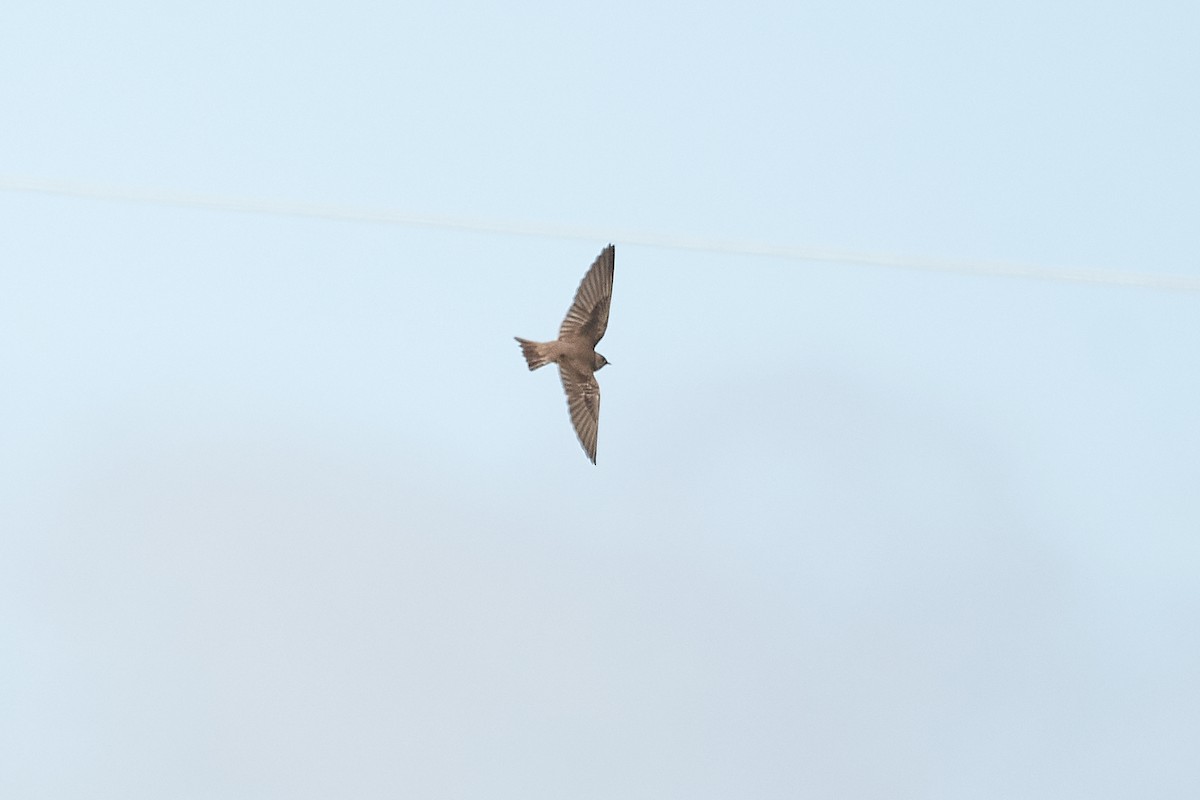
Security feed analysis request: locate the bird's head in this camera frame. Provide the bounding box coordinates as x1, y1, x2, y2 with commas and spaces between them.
593, 352, 610, 371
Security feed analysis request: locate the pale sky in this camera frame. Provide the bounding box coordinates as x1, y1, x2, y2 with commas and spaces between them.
2, 2, 1199, 798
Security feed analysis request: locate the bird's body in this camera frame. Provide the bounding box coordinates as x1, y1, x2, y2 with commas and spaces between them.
515, 245, 614, 464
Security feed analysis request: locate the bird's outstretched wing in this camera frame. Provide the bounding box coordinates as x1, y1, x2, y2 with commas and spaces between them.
559, 363, 601, 464
559, 245, 614, 346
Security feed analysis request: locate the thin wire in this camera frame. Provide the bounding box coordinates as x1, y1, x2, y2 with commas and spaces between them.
4, 175, 1198, 294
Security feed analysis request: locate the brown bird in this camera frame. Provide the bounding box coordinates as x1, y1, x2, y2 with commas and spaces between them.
515, 245, 614, 464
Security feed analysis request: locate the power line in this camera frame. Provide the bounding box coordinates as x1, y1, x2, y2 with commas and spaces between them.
4, 175, 1198, 294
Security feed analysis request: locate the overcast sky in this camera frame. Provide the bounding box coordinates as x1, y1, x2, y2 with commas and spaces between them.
2, 2, 1198, 798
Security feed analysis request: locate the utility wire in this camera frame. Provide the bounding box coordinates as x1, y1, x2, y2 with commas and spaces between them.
4, 175, 1198, 294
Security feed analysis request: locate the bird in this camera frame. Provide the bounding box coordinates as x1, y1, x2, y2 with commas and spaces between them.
515, 245, 615, 464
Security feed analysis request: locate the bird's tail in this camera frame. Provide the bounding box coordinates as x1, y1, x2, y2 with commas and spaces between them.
514, 337, 553, 371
